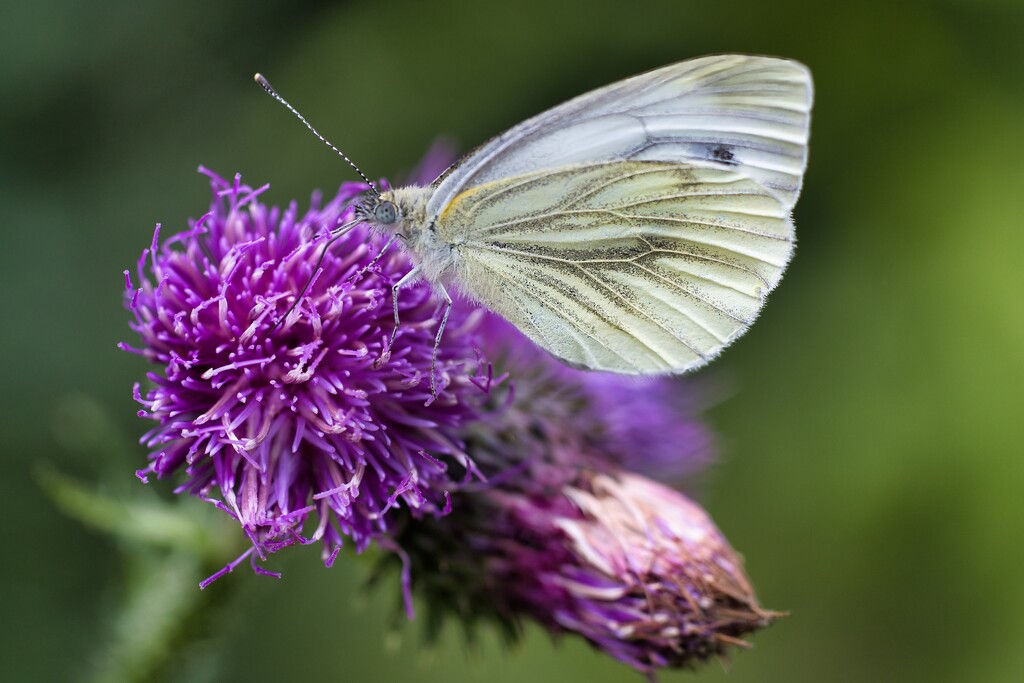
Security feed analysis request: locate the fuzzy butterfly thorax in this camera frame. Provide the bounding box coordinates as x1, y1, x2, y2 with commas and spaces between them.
367, 185, 457, 284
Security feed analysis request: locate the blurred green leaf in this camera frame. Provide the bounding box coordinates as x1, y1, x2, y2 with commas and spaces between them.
38, 463, 243, 683
87, 550, 207, 683
38, 465, 234, 558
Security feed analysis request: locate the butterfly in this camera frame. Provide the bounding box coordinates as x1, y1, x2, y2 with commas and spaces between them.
257, 54, 812, 396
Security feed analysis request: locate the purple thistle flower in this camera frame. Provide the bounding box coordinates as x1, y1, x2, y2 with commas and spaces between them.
389, 314, 776, 675
122, 142, 775, 672
122, 164, 495, 580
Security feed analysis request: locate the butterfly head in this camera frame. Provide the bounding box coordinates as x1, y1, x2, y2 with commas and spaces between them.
356, 187, 432, 243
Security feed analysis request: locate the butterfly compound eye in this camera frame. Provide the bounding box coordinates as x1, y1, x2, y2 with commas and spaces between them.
374, 200, 398, 224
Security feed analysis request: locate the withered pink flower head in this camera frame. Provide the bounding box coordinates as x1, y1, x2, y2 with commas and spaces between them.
122, 152, 494, 583
547, 470, 775, 670
436, 462, 776, 675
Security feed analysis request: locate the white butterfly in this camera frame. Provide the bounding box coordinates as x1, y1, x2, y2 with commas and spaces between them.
257, 54, 812, 395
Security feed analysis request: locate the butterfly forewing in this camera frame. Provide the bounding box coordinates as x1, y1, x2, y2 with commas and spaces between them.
441, 161, 793, 374
428, 55, 812, 219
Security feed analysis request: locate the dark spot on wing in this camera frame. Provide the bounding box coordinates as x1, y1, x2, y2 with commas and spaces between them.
710, 145, 737, 164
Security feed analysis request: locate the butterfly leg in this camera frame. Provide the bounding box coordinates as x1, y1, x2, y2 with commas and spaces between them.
348, 233, 398, 285
429, 282, 453, 402
386, 264, 423, 354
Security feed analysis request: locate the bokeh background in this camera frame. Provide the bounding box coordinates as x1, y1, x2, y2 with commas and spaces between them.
3, 0, 1023, 681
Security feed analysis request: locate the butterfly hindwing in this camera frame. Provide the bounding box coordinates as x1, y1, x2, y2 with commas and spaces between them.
441, 160, 793, 373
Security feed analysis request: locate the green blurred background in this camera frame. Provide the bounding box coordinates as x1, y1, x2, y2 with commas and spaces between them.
3, 0, 1023, 681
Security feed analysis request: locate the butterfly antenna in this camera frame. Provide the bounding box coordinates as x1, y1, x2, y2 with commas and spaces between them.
254, 73, 379, 197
